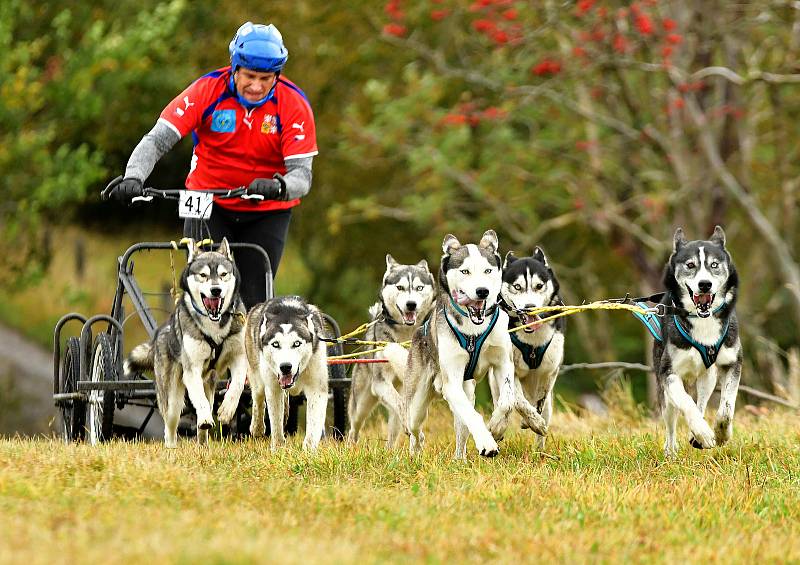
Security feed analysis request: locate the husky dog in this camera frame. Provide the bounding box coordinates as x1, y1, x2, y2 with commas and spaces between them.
348, 255, 436, 446
491, 247, 564, 450
124, 238, 247, 448
218, 296, 328, 450
403, 230, 538, 459
654, 226, 741, 457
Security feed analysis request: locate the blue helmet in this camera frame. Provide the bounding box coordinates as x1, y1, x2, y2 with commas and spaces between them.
229, 22, 288, 73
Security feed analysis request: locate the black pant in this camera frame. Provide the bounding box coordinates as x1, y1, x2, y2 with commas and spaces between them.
184, 207, 292, 309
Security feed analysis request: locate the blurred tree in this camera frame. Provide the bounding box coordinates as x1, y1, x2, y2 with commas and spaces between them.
337, 0, 800, 395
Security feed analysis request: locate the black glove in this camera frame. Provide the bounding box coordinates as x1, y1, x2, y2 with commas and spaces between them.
103, 176, 144, 201
247, 176, 286, 200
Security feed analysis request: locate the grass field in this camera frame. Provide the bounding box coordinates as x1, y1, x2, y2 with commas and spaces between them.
1, 404, 799, 564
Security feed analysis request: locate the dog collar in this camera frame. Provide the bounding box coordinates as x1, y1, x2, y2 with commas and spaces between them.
673, 315, 730, 368
380, 302, 401, 326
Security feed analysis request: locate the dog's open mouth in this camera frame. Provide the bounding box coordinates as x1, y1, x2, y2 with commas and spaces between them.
279, 371, 298, 389
402, 310, 417, 325
201, 295, 224, 321
518, 312, 542, 333
689, 286, 715, 318
452, 290, 487, 324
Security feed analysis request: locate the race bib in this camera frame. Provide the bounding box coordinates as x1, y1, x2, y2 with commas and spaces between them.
179, 191, 214, 219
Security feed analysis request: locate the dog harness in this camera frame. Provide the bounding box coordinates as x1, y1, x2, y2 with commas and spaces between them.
442, 298, 501, 381
673, 315, 731, 369
510, 332, 553, 370
631, 296, 730, 368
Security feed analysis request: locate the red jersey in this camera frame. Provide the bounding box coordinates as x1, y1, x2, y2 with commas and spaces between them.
159, 67, 318, 212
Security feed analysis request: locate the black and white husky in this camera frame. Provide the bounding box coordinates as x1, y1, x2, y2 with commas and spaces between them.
124, 238, 248, 448
654, 226, 742, 457
491, 247, 564, 449
402, 230, 523, 459
348, 255, 436, 447
218, 296, 329, 451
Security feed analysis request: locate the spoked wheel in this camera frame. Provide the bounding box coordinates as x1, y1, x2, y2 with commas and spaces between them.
87, 333, 117, 444
59, 337, 86, 442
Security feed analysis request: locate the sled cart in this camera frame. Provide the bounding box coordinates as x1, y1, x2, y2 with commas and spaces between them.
52, 187, 350, 444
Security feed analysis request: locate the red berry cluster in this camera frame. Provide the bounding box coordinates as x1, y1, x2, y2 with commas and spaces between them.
468, 0, 523, 46
383, 0, 407, 37
440, 102, 508, 127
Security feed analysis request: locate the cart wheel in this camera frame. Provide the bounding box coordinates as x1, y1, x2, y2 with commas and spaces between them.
87, 333, 117, 444
59, 336, 86, 442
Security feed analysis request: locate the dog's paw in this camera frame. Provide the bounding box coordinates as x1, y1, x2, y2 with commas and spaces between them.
196, 412, 214, 431
250, 422, 266, 438
688, 420, 716, 449
714, 417, 733, 445
216, 399, 238, 424
487, 415, 509, 442
475, 433, 499, 458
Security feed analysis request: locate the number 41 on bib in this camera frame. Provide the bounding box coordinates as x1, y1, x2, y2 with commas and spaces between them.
179, 190, 213, 219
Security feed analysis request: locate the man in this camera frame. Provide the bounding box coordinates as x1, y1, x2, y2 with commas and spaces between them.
106, 21, 317, 307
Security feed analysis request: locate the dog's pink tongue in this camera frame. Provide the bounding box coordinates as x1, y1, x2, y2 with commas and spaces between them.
202, 296, 221, 312
279, 374, 294, 388
404, 311, 417, 323
695, 293, 713, 305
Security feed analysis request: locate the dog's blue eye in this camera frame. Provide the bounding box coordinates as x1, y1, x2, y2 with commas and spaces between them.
484, 268, 493, 274
513, 284, 522, 291
271, 342, 280, 348
460, 269, 470, 275
710, 262, 719, 269
415, 286, 423, 291
292, 341, 301, 348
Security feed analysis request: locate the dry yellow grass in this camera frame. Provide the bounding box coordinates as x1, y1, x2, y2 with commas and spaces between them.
1, 404, 799, 564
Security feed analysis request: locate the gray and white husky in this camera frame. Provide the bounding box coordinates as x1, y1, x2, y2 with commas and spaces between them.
124, 238, 247, 448
348, 255, 436, 447
491, 247, 564, 450
654, 226, 741, 457
402, 230, 524, 459
218, 296, 328, 451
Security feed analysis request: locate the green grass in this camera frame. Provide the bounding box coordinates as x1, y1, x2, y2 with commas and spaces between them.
1, 406, 799, 564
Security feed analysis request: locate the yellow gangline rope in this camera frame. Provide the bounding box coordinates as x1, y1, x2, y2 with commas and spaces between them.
327, 300, 657, 360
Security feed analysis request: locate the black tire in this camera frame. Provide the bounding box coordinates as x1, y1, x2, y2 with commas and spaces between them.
331, 384, 347, 441
86, 333, 117, 444
59, 337, 86, 442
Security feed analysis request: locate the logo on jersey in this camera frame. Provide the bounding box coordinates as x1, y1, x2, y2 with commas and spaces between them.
291, 121, 305, 140
261, 114, 278, 135
175, 96, 195, 117
211, 110, 236, 133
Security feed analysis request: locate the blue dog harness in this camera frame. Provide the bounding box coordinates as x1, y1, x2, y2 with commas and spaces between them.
423, 298, 500, 381
510, 332, 553, 370
631, 297, 730, 368
673, 315, 730, 369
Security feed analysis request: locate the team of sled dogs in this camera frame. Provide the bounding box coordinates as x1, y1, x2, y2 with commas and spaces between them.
124, 226, 741, 459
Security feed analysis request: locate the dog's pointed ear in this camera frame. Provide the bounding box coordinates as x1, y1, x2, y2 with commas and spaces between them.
259, 313, 268, 342
533, 246, 549, 267
673, 228, 687, 253
710, 225, 726, 248
479, 230, 499, 253
218, 237, 233, 261
185, 238, 196, 263
442, 234, 461, 255
385, 254, 398, 271
503, 251, 517, 269
306, 313, 316, 338
415, 258, 429, 271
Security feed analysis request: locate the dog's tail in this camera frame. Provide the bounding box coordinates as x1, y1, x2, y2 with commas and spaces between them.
123, 342, 154, 376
